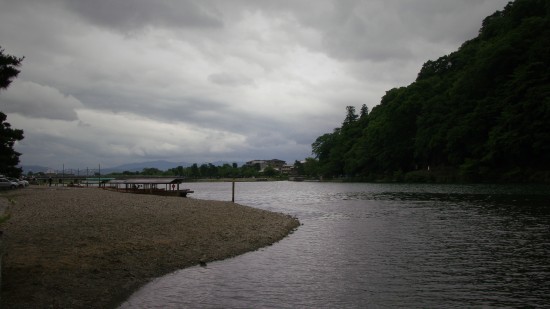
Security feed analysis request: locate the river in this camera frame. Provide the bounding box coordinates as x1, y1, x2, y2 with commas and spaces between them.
120, 181, 550, 308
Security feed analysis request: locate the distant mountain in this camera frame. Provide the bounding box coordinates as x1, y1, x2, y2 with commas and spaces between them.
19, 161, 189, 174
21, 160, 247, 175
209, 160, 245, 167
103, 160, 192, 173
20, 165, 50, 174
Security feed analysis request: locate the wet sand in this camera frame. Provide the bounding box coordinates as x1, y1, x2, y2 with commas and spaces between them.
0, 186, 299, 308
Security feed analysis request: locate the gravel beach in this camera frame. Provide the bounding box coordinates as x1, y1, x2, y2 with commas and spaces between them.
0, 186, 299, 308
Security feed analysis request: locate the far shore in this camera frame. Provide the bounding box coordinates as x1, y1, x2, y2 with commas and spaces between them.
0, 186, 299, 308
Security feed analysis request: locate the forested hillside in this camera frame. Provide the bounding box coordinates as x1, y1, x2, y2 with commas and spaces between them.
312, 0, 549, 183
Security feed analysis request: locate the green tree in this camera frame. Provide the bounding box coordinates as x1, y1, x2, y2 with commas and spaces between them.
141, 167, 162, 175
199, 164, 209, 178
0, 113, 24, 176
208, 163, 218, 178
359, 104, 369, 119
263, 166, 277, 177
343, 105, 358, 125
218, 163, 232, 178
0, 47, 24, 177
240, 165, 259, 178
0, 47, 24, 89
293, 160, 305, 175
310, 0, 550, 182
303, 157, 320, 178
190, 163, 200, 178
175, 165, 184, 176
311, 129, 343, 177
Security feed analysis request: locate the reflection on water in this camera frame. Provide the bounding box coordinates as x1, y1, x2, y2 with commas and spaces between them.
120, 182, 550, 308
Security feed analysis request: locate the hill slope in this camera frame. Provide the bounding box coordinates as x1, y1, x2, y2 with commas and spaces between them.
312, 0, 550, 182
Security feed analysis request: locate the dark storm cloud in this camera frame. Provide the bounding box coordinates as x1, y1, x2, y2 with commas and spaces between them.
255, 0, 510, 62
2, 81, 81, 121
0, 0, 511, 168
62, 0, 223, 32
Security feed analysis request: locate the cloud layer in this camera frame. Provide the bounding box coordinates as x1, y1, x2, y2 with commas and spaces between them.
0, 0, 509, 169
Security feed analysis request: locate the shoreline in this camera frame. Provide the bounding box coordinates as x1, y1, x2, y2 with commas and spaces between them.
0, 187, 300, 308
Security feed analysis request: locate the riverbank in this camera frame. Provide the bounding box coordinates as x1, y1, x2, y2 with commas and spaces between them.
0, 187, 299, 308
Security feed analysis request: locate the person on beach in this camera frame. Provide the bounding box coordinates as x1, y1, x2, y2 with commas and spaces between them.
48, 177, 52, 187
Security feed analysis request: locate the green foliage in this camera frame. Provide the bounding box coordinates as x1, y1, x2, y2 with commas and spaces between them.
303, 158, 320, 178
343, 106, 358, 125
128, 161, 292, 179
141, 167, 163, 175
0, 47, 24, 177
311, 0, 550, 182
263, 166, 278, 177
122, 162, 264, 179
0, 47, 24, 90
0, 112, 24, 176
293, 160, 305, 176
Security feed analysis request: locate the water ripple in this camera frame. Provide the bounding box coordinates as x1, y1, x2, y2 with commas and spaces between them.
121, 182, 550, 308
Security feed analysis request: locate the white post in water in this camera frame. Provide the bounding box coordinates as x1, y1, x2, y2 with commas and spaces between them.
232, 180, 235, 203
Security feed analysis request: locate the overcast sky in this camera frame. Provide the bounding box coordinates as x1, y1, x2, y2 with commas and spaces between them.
0, 0, 509, 170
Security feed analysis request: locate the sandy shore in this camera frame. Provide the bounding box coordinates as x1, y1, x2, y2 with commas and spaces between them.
0, 186, 300, 308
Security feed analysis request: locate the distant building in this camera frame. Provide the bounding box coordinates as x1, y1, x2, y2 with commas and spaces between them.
281, 164, 295, 175
45, 169, 57, 176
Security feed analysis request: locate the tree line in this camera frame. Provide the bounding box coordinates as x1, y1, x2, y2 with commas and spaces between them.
310, 0, 550, 183
109, 162, 286, 179
0, 47, 24, 177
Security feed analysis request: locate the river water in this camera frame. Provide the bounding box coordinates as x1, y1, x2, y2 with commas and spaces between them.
120, 181, 550, 308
